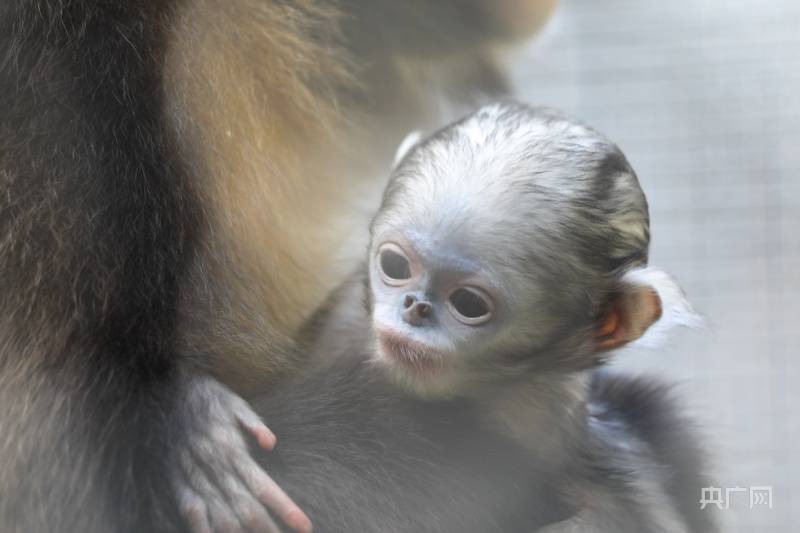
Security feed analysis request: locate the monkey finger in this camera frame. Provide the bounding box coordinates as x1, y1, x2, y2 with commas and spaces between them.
176, 454, 216, 533
178, 487, 213, 533
234, 454, 312, 533
234, 409, 277, 451
228, 485, 282, 533
183, 448, 247, 533
200, 452, 281, 533
194, 471, 246, 533
217, 386, 277, 451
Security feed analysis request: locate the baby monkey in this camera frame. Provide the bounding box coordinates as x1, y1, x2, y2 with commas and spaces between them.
245, 102, 713, 533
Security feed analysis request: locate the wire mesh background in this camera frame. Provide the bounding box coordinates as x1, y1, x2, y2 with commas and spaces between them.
510, 1, 800, 531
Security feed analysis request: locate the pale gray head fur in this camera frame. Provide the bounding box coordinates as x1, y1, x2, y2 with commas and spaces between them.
367, 102, 650, 396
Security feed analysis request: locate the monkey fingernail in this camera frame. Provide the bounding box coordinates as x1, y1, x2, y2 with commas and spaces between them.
284, 509, 312, 533
254, 427, 277, 450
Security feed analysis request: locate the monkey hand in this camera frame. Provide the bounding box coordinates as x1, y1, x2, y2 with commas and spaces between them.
173, 375, 312, 533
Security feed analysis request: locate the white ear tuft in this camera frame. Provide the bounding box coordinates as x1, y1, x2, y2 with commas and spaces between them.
621, 267, 704, 348
393, 130, 423, 168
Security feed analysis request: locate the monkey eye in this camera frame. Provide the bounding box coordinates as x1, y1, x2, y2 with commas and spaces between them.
378, 243, 412, 285
447, 287, 493, 325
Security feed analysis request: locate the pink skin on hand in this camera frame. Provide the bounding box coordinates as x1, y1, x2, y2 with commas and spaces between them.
239, 420, 312, 532
179, 376, 313, 533
242, 420, 277, 451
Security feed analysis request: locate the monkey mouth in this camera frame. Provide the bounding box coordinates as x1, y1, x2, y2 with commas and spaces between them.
376, 330, 446, 374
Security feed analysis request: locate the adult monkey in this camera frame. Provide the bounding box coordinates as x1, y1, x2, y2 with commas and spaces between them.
0, 1, 557, 532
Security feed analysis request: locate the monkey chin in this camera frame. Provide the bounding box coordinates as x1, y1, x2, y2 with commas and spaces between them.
374, 329, 460, 398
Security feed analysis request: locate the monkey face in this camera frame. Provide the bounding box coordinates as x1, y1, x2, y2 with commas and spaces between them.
366, 216, 594, 400
367, 228, 514, 397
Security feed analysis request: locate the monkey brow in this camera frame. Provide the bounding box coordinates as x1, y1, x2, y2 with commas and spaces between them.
402, 231, 483, 276
427, 253, 483, 277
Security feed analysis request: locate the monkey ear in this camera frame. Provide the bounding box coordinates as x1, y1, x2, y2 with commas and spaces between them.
595, 267, 703, 352
393, 131, 423, 168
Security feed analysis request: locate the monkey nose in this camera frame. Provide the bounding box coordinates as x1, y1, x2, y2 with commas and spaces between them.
402, 298, 432, 326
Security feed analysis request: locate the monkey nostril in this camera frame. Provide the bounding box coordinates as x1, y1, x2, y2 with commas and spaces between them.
404, 294, 415, 308
417, 302, 431, 318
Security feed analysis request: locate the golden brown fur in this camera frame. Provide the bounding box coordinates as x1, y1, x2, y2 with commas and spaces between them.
165, 0, 360, 392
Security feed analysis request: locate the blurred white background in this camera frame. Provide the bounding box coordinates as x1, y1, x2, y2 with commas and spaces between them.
510, 1, 800, 531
